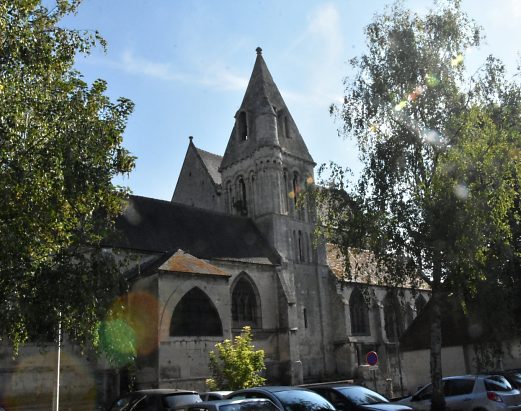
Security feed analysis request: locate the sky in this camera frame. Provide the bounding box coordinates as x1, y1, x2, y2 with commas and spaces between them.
61, 0, 521, 201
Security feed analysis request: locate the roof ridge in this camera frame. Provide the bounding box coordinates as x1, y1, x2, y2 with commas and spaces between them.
195, 146, 223, 160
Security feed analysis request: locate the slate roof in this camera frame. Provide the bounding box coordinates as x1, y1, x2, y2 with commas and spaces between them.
195, 146, 222, 186
105, 195, 281, 264
221, 49, 314, 170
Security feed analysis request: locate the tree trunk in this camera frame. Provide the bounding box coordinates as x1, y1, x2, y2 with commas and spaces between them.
430, 288, 446, 411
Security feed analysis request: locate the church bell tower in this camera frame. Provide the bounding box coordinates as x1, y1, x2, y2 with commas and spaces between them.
219, 48, 316, 263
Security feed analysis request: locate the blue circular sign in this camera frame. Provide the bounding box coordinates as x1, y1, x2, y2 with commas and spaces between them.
366, 351, 378, 366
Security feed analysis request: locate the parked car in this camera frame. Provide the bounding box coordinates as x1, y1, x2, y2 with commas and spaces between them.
108, 389, 202, 411
304, 383, 414, 411
200, 392, 234, 401
227, 386, 336, 411
187, 398, 281, 411
397, 375, 521, 411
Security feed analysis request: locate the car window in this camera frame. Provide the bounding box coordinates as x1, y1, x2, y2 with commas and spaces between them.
414, 384, 433, 401
111, 394, 144, 411
444, 379, 475, 397
132, 395, 157, 411
274, 389, 335, 411
485, 376, 513, 392
314, 389, 352, 411
337, 387, 388, 405
220, 400, 280, 411
505, 373, 521, 388
163, 394, 203, 408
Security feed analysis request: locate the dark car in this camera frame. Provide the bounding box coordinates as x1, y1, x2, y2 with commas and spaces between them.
187, 398, 281, 411
108, 389, 202, 411
227, 386, 336, 411
304, 384, 413, 411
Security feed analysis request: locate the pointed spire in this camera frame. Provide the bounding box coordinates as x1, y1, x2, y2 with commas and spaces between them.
220, 48, 314, 170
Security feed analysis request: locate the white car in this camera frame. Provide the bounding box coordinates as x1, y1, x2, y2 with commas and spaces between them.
398, 375, 521, 411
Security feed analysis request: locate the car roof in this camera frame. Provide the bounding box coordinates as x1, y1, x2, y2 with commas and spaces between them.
233, 386, 312, 393
304, 383, 364, 389
194, 399, 275, 406
128, 389, 199, 395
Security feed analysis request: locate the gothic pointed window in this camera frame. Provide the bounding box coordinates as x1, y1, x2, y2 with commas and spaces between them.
237, 111, 248, 141
383, 293, 404, 342
232, 275, 261, 328
170, 287, 223, 336
233, 176, 247, 216
292, 172, 300, 216
350, 288, 370, 335
298, 231, 304, 262
282, 169, 289, 214
284, 116, 291, 139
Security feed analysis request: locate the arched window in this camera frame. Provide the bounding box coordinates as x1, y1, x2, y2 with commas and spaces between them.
232, 275, 261, 328
284, 116, 291, 139
383, 293, 404, 342
350, 288, 370, 335
292, 172, 299, 211
237, 111, 248, 141
415, 294, 427, 314
298, 230, 304, 262
233, 176, 247, 216
282, 170, 289, 214
170, 287, 222, 336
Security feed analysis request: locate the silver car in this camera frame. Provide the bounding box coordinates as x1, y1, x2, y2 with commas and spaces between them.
398, 375, 521, 411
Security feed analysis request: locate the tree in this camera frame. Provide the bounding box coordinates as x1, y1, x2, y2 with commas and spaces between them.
0, 0, 135, 352
320, 1, 520, 410
206, 326, 266, 390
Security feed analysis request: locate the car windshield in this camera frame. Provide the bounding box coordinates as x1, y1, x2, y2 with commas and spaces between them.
337, 387, 389, 405
484, 376, 513, 392
163, 394, 202, 408
220, 401, 280, 411
275, 390, 335, 411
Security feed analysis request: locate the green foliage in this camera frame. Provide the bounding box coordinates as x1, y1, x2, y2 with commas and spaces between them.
0, 0, 135, 352
206, 326, 266, 391
321, 0, 520, 409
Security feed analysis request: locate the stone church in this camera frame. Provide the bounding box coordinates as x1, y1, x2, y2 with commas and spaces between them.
109, 48, 429, 394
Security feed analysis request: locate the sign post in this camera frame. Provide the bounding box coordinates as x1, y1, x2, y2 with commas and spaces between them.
366, 351, 378, 392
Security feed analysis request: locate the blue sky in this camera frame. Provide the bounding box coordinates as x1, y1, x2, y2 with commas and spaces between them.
62, 0, 521, 201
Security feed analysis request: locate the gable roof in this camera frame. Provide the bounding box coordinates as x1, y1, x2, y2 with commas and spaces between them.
158, 250, 230, 277
195, 145, 222, 186
105, 195, 281, 265
221, 48, 314, 170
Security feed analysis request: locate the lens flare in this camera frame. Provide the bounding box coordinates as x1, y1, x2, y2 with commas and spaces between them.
451, 54, 464, 67
99, 292, 162, 366
394, 100, 407, 111
454, 183, 469, 200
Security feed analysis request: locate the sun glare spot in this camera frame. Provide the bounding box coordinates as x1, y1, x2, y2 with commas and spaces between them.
394, 100, 407, 111
451, 54, 464, 67
454, 183, 469, 200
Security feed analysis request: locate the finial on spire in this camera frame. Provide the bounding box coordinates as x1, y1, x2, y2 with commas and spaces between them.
189, 136, 193, 142
256, 47, 262, 55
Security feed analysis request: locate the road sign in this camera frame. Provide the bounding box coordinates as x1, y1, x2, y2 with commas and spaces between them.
366, 351, 378, 366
